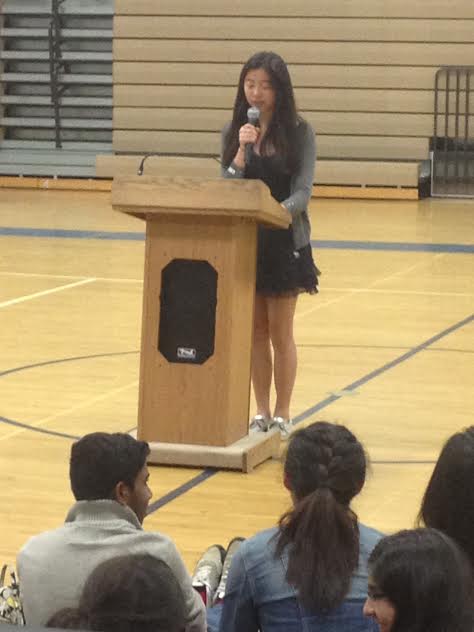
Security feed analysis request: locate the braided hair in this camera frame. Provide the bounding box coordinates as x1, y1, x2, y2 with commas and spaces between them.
276, 421, 366, 611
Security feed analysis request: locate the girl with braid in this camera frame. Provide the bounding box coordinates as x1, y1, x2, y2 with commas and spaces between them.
215, 421, 382, 632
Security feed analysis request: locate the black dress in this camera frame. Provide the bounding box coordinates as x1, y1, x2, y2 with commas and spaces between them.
246, 150, 320, 297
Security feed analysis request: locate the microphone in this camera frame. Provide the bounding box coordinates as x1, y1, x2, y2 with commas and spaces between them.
245, 106, 260, 164
137, 153, 159, 176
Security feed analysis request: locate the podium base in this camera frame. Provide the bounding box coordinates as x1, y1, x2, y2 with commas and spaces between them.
143, 428, 281, 473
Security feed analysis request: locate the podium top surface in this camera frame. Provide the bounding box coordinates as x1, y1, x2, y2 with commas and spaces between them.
112, 176, 291, 228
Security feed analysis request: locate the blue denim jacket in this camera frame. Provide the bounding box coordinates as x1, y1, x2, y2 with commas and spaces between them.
214, 524, 382, 632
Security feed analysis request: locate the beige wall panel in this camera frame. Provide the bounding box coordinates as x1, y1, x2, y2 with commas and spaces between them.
114, 63, 438, 90
113, 40, 474, 66
113, 108, 226, 130
316, 160, 419, 186
306, 113, 432, 137
113, 85, 437, 113
114, 108, 433, 136
114, 16, 474, 43
113, 130, 428, 160
96, 154, 219, 178
96, 154, 419, 186
114, 0, 474, 19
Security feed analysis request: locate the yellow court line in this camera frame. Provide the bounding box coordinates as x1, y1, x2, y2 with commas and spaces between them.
0, 278, 97, 309
0, 380, 139, 442
296, 254, 446, 320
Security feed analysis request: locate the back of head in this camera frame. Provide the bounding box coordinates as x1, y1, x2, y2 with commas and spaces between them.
419, 426, 474, 568
47, 607, 85, 629
78, 554, 186, 632
277, 421, 367, 611
368, 528, 474, 632
70, 432, 150, 501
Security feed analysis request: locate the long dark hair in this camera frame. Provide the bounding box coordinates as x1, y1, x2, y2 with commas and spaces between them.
48, 554, 186, 632
418, 426, 474, 569
222, 51, 300, 171
368, 528, 474, 632
276, 421, 366, 611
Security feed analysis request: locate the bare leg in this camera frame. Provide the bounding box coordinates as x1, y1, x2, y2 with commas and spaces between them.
251, 294, 272, 418
267, 295, 298, 420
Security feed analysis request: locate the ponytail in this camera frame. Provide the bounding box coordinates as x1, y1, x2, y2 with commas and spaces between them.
276, 421, 366, 611
276, 487, 359, 611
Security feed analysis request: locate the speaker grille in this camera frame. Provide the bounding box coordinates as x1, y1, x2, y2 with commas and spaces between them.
158, 259, 217, 364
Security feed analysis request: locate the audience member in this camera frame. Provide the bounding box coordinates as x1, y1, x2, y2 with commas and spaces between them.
363, 528, 474, 632
47, 554, 186, 632
207, 421, 382, 631
17, 432, 205, 631
418, 425, 474, 568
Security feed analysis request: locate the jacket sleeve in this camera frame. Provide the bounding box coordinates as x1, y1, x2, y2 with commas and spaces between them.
220, 122, 244, 180
217, 547, 259, 632
282, 121, 316, 218
162, 540, 206, 632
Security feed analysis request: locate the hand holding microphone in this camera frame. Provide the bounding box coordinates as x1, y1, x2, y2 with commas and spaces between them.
239, 106, 260, 165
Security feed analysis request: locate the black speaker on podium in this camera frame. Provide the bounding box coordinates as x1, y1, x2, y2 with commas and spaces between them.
158, 259, 218, 365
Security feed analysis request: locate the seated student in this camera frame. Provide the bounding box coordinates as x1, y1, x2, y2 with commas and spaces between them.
47, 553, 186, 632
363, 528, 474, 632
418, 425, 474, 569
207, 421, 382, 632
17, 432, 205, 632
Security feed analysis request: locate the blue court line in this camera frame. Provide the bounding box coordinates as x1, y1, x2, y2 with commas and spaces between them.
0, 314, 472, 509
0, 415, 79, 440
0, 350, 138, 379
146, 470, 218, 515
1, 225, 473, 253
0, 351, 138, 439
0, 227, 145, 241
312, 239, 474, 254
145, 311, 473, 514
294, 312, 473, 423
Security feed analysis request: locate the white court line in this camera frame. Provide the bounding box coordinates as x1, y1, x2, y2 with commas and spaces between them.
0, 380, 139, 442
324, 287, 473, 298
0, 271, 88, 281
0, 271, 142, 284
0, 278, 97, 309
2, 268, 472, 298
296, 254, 446, 320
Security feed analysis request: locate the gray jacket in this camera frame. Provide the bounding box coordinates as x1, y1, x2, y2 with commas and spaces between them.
221, 119, 316, 249
17, 500, 206, 631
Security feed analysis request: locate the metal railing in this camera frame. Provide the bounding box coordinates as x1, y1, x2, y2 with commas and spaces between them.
48, 0, 67, 148
432, 66, 474, 197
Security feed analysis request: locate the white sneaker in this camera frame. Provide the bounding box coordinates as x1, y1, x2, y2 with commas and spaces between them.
271, 416, 294, 439
249, 414, 271, 432
214, 537, 245, 602
191, 544, 225, 606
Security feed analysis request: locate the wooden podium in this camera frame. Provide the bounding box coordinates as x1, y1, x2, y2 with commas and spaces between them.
112, 176, 290, 471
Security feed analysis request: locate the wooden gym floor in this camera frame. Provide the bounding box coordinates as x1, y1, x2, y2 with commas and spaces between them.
0, 187, 473, 570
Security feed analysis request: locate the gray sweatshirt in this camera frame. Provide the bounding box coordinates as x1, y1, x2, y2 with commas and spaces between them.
221, 119, 316, 249
17, 500, 206, 631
